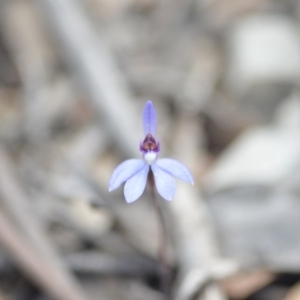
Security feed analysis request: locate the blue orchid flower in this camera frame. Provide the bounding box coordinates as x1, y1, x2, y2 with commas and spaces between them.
109, 101, 194, 203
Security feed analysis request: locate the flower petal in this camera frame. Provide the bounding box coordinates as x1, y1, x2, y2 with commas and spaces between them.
155, 158, 194, 184
143, 101, 156, 136
109, 159, 145, 191
124, 164, 149, 203
151, 164, 175, 201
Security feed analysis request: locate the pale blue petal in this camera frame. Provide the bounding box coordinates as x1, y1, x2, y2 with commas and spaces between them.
109, 159, 145, 191
155, 159, 194, 185
151, 164, 175, 201
143, 101, 156, 136
124, 164, 149, 203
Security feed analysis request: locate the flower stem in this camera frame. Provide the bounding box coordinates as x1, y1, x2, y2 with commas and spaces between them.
148, 171, 171, 299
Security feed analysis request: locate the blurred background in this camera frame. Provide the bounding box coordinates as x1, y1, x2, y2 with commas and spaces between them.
0, 0, 299, 299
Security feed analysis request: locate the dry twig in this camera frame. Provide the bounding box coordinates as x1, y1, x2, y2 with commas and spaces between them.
0, 146, 89, 300
36, 0, 142, 157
